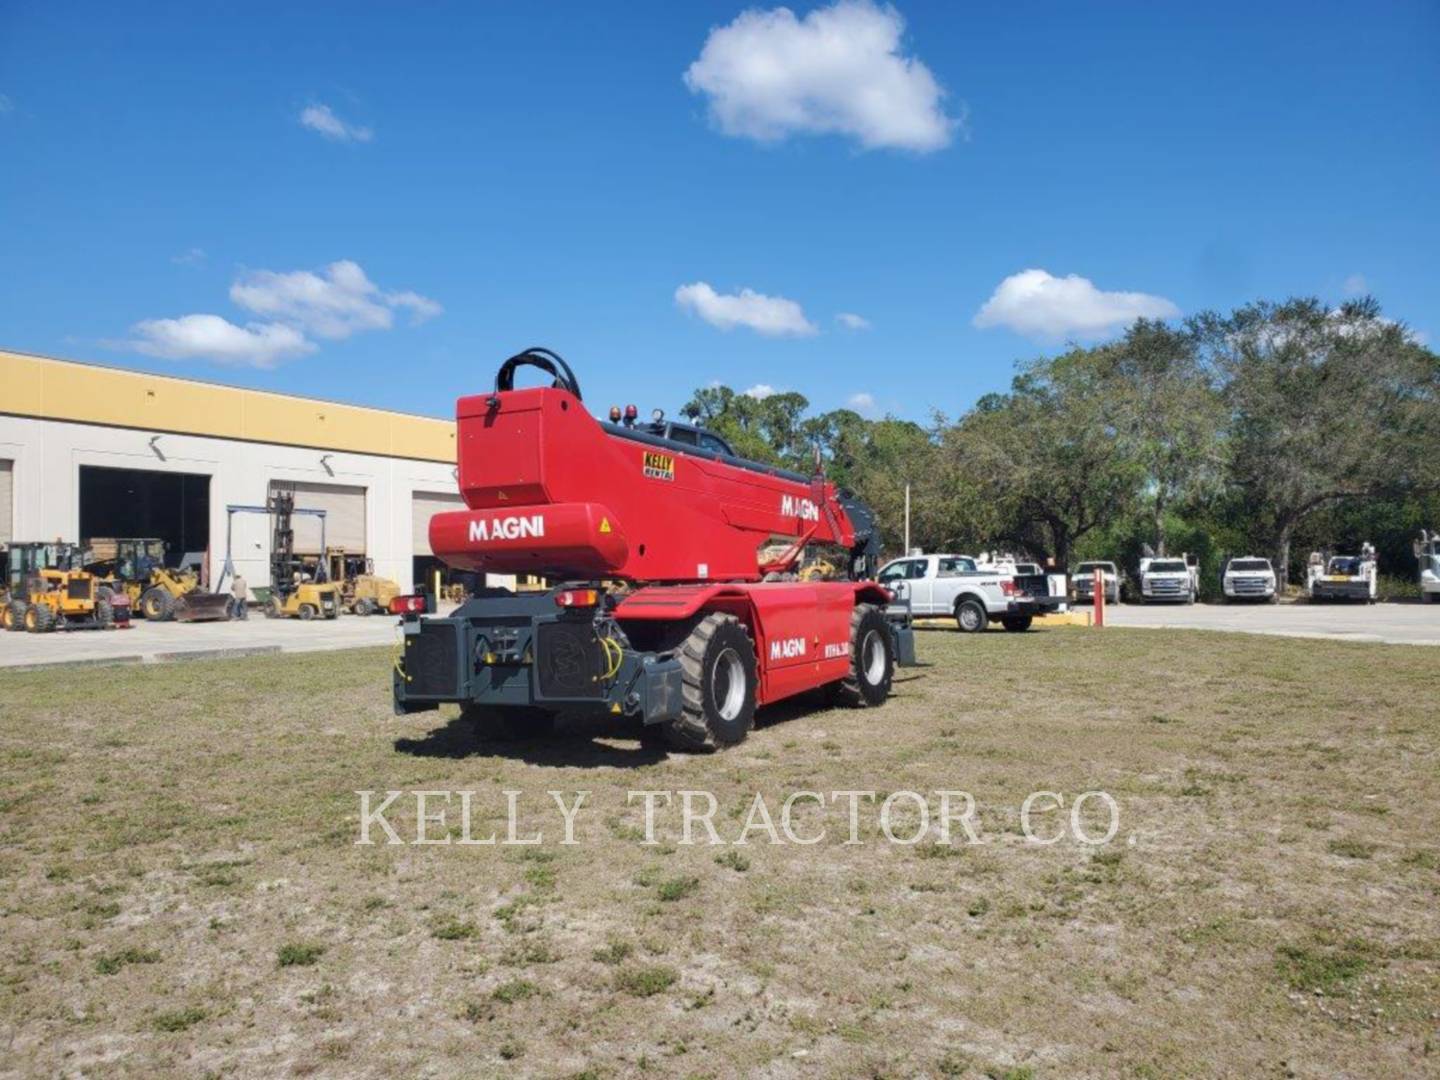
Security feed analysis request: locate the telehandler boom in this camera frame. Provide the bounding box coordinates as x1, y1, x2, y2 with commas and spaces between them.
394, 348, 915, 751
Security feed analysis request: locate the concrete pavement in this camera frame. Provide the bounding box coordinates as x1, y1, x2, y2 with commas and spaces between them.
0, 608, 416, 670
1104, 598, 1440, 646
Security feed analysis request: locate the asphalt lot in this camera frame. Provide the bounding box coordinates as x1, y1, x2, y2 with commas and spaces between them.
1105, 598, 1440, 646
0, 607, 409, 668
1, 598, 1436, 669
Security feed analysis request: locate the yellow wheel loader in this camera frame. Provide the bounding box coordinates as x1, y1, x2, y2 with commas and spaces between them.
86, 538, 231, 622
324, 547, 400, 615
3, 541, 114, 633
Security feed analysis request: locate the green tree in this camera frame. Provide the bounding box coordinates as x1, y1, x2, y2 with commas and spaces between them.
1194, 297, 1440, 581
1109, 319, 1223, 555
942, 347, 1145, 565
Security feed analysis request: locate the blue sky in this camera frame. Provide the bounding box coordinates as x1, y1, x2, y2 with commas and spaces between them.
2, 1, 1436, 422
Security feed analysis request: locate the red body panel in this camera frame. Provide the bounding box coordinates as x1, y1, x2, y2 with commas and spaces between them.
430, 386, 857, 582
616, 581, 890, 706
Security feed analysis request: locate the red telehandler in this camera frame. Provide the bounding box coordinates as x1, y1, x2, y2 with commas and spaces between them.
393, 348, 916, 750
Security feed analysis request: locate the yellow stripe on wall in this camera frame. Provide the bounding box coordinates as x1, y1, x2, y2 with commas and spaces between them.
0, 348, 457, 463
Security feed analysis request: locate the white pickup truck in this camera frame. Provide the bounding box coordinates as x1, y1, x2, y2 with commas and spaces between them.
1139, 554, 1199, 603
1221, 556, 1277, 602
878, 553, 1062, 633
1071, 560, 1121, 605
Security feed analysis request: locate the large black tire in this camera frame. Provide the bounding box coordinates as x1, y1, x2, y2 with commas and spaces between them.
354, 598, 372, 616
298, 603, 317, 621
4, 600, 26, 632
662, 613, 757, 752
955, 597, 988, 633
28, 604, 56, 633
141, 587, 175, 621
265, 596, 283, 619
461, 703, 557, 741
1001, 615, 1033, 632
828, 604, 894, 708
95, 600, 114, 629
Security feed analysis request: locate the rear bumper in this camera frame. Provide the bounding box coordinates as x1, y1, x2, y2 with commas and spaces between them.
1311, 581, 1371, 601
1010, 595, 1063, 615
393, 592, 682, 724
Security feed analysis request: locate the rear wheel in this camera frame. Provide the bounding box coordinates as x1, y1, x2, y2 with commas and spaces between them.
265, 596, 283, 619
4, 600, 25, 631
461, 703, 556, 741
95, 600, 114, 629
1001, 615, 1033, 632
28, 604, 55, 633
298, 603, 317, 621
663, 613, 757, 752
955, 597, 988, 633
354, 598, 373, 616
828, 604, 894, 707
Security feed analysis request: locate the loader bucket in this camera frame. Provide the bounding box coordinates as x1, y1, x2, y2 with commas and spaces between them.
174, 592, 233, 622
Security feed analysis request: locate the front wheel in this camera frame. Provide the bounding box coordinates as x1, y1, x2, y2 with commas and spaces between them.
3, 600, 26, 631
663, 613, 757, 752
955, 597, 988, 633
298, 603, 317, 621
1001, 615, 1033, 632
828, 604, 894, 707
27, 604, 55, 633
141, 587, 175, 621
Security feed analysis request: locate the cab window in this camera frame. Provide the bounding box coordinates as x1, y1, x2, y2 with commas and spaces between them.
666, 426, 698, 447
937, 556, 975, 576
697, 432, 732, 456
880, 560, 923, 583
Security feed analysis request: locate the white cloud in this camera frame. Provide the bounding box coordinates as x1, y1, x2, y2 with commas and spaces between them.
126, 315, 315, 369
973, 269, 1180, 341
1342, 273, 1368, 296
299, 103, 373, 143
744, 383, 778, 399
847, 391, 878, 417
171, 247, 207, 266
119, 260, 438, 368
836, 312, 872, 331
675, 281, 818, 337
230, 260, 441, 340
684, 0, 956, 152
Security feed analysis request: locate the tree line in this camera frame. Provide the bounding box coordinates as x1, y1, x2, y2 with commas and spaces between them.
681, 297, 1440, 592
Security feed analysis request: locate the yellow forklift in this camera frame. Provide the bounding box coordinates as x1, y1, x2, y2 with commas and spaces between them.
324, 547, 399, 615
3, 541, 115, 633
217, 492, 339, 621
85, 537, 231, 622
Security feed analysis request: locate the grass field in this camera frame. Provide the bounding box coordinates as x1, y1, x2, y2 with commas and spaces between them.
1, 628, 1437, 1078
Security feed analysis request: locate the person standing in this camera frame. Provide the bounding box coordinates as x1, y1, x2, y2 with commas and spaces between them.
230, 573, 248, 620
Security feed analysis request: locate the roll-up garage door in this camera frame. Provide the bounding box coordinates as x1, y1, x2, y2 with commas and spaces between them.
0, 460, 12, 544
269, 480, 366, 554
412, 491, 465, 556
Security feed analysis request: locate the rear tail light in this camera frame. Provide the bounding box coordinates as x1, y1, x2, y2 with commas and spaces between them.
555, 588, 600, 608
390, 595, 428, 615
1000, 579, 1018, 597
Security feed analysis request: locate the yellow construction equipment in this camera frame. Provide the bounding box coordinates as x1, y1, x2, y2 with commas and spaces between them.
3, 541, 114, 633
324, 547, 400, 615
86, 538, 231, 622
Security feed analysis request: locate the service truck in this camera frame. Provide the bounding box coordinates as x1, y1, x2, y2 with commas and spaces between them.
1416, 530, 1439, 604
1221, 556, 1278, 602
1139, 554, 1199, 603
878, 552, 1061, 633
1071, 560, 1121, 605
1306, 544, 1377, 603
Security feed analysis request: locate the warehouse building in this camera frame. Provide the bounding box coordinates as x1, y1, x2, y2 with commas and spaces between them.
0, 348, 476, 596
